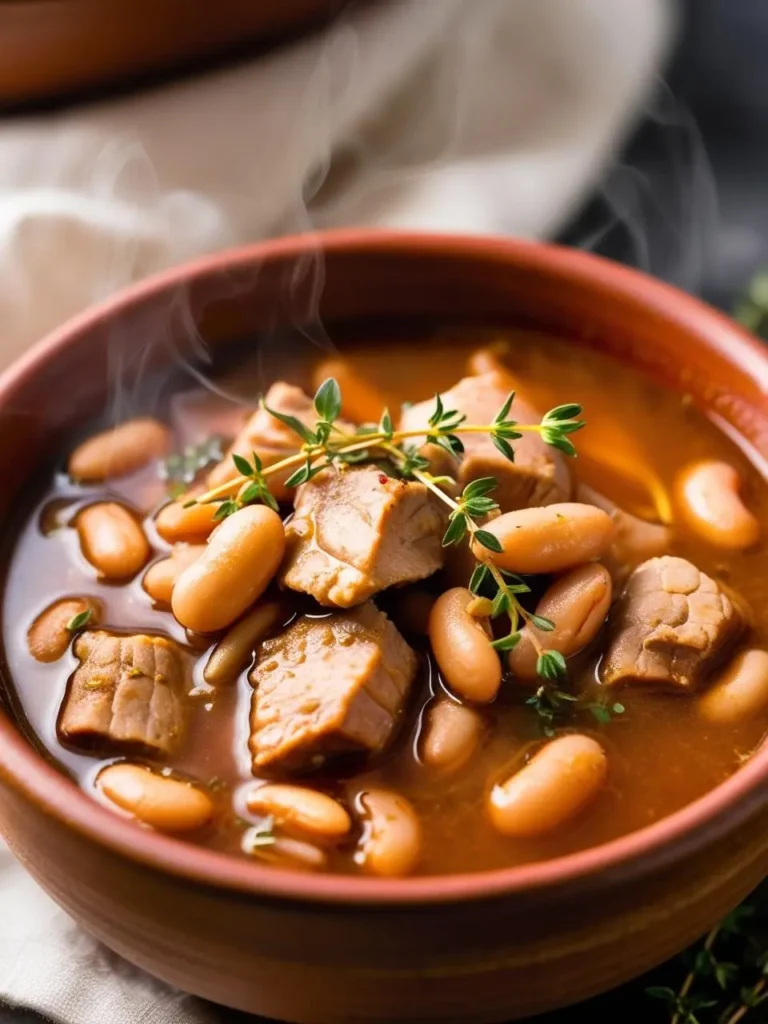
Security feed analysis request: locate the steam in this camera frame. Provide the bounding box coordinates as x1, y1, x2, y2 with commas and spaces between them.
0, 0, 686, 432
570, 80, 719, 297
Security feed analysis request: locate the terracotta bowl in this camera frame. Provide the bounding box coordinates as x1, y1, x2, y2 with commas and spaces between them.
0, 0, 357, 108
1, 231, 768, 1023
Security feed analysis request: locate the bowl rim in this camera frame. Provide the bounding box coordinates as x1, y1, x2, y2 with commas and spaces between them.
2, 228, 768, 907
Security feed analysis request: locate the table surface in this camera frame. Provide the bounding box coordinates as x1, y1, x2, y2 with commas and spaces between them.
3, 0, 767, 1021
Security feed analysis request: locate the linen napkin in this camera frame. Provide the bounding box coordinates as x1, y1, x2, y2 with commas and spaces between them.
0, 0, 672, 1020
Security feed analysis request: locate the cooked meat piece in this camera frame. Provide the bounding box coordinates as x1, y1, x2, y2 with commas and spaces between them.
280, 465, 448, 608
59, 631, 189, 756
206, 382, 355, 499
602, 556, 745, 692
249, 603, 417, 771
577, 482, 671, 583
399, 371, 571, 511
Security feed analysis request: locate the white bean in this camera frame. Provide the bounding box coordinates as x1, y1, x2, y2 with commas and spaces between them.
699, 649, 768, 724
488, 734, 607, 838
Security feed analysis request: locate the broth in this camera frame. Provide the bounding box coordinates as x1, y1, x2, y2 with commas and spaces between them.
4, 327, 768, 877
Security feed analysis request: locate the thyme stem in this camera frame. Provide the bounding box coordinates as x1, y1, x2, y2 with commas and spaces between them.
672, 926, 720, 1024
190, 423, 555, 507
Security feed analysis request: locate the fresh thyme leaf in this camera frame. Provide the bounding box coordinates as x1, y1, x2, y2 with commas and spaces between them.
734, 268, 768, 337
493, 422, 523, 440
213, 499, 240, 522
491, 631, 521, 652
398, 445, 431, 478
474, 529, 503, 553
589, 704, 612, 725
463, 496, 499, 516
336, 448, 371, 465
314, 421, 333, 446
529, 614, 555, 632
240, 481, 261, 504
431, 433, 464, 459
263, 401, 317, 445
427, 393, 444, 428
536, 649, 567, 680
284, 461, 312, 488
491, 589, 508, 617
251, 450, 263, 473
66, 609, 93, 632
232, 453, 253, 477
442, 512, 467, 547
468, 563, 490, 594
554, 419, 586, 435
314, 377, 342, 423
379, 408, 394, 439
543, 403, 583, 422
540, 427, 578, 457
493, 391, 515, 423
646, 987, 677, 1003
463, 477, 498, 500
491, 434, 516, 463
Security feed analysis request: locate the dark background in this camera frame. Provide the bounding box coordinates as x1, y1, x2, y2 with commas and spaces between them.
3, 0, 767, 1021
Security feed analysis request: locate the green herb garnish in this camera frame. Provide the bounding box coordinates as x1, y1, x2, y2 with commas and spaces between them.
188, 377, 585, 693
66, 609, 92, 632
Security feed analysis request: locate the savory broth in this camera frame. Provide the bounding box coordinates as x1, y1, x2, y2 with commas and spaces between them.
4, 327, 768, 877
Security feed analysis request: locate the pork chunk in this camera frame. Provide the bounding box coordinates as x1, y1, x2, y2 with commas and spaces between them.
59, 631, 189, 756
577, 482, 671, 583
249, 603, 417, 771
399, 371, 571, 511
602, 556, 745, 692
280, 465, 448, 607
206, 382, 354, 500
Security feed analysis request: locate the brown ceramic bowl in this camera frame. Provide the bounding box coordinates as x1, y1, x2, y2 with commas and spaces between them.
1, 231, 768, 1023
0, 0, 357, 108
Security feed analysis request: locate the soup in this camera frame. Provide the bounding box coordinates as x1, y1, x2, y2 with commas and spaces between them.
4, 328, 768, 878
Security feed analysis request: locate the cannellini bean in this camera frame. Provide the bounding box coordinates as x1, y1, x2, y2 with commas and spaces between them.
155, 490, 219, 544
675, 460, 760, 551
27, 596, 102, 663
428, 587, 502, 702
68, 417, 169, 482
143, 544, 205, 605
509, 564, 612, 680
357, 788, 421, 877
421, 700, 483, 771
394, 589, 435, 636
245, 832, 328, 871
97, 764, 213, 833
77, 502, 150, 579
172, 505, 285, 632
698, 649, 768, 724
204, 601, 281, 684
246, 784, 351, 842
488, 734, 607, 838
470, 503, 615, 575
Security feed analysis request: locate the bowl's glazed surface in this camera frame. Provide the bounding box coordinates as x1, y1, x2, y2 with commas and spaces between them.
1, 231, 768, 1022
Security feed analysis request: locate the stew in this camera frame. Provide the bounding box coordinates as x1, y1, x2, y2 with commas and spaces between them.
4, 328, 768, 877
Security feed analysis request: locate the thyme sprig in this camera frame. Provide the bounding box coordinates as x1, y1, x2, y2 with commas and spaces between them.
187, 380, 583, 515
186, 376, 586, 688
525, 678, 625, 737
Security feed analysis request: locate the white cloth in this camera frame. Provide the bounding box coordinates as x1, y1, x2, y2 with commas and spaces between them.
0, 0, 672, 1021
